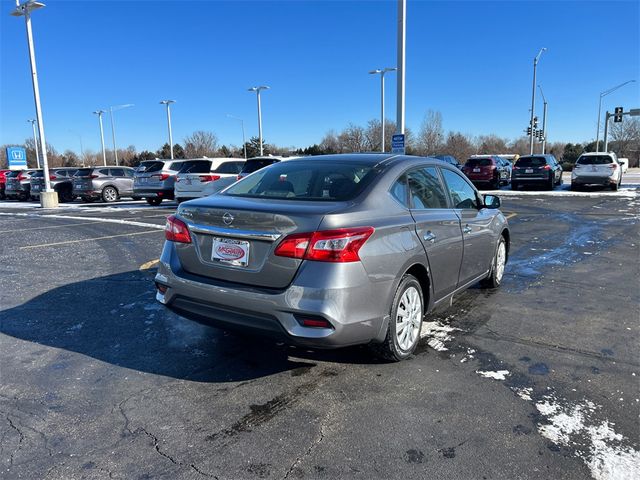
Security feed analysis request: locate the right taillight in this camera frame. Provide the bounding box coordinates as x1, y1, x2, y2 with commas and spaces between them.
90, 174, 99, 179
275, 227, 374, 263
165, 215, 191, 243
200, 174, 221, 182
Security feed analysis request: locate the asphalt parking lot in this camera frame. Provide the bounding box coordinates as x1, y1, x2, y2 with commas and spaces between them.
1, 181, 639, 480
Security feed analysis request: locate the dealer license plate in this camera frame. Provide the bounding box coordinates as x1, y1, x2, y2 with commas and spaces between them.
211, 237, 250, 267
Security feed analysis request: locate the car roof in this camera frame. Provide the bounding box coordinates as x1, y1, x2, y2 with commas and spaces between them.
580, 152, 615, 156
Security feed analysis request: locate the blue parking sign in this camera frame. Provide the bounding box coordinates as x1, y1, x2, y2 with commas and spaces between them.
391, 134, 405, 154
7, 147, 28, 169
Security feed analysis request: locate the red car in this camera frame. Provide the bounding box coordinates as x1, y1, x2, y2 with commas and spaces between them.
0, 169, 11, 200
462, 156, 511, 189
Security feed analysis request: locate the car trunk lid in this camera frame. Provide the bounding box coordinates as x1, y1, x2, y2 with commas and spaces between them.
175, 196, 342, 288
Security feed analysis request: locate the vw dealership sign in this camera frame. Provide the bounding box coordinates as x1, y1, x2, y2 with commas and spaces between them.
6, 146, 28, 170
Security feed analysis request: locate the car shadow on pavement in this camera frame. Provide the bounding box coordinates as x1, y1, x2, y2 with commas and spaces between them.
0, 270, 380, 384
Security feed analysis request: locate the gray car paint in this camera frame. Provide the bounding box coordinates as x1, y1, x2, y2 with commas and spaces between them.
73, 167, 135, 200
155, 154, 509, 348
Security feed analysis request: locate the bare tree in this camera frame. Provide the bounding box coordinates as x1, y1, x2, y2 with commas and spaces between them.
476, 134, 508, 154
416, 110, 444, 156
184, 131, 219, 158
319, 130, 340, 154
610, 117, 640, 163
338, 124, 367, 152
442, 132, 475, 162
509, 137, 531, 156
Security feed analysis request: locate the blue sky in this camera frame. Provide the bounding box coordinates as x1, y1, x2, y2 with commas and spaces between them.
1, 0, 639, 154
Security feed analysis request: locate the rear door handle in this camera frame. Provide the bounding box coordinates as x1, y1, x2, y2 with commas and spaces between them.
463, 225, 472, 234
423, 231, 436, 243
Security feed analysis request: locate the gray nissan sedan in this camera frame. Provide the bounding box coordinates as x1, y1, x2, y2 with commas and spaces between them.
155, 154, 509, 361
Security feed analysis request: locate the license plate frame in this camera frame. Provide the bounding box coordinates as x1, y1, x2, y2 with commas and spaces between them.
211, 237, 250, 267
473, 168, 481, 173
525, 168, 534, 174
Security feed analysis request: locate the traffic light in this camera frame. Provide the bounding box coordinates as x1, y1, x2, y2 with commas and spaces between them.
614, 107, 623, 123
527, 126, 532, 136
533, 116, 538, 129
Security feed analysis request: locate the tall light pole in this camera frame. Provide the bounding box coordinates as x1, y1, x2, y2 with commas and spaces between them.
248, 86, 269, 156
11, 0, 56, 207
595, 80, 635, 152
396, 0, 406, 137
529, 48, 547, 155
227, 114, 247, 159
92, 110, 107, 166
369, 68, 397, 152
159, 100, 175, 159
108, 103, 133, 165
538, 85, 548, 154
27, 119, 40, 168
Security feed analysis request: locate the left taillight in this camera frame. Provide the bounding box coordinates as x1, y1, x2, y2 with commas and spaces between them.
274, 227, 374, 263
542, 165, 551, 171
200, 174, 221, 182
165, 215, 191, 243
152, 173, 171, 181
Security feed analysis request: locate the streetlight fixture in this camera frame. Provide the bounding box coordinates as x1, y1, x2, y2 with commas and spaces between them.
247, 86, 269, 156
369, 67, 397, 152
108, 103, 134, 165
528, 47, 547, 155
595, 80, 635, 152
92, 110, 107, 166
537, 85, 548, 154
11, 0, 56, 207
27, 119, 40, 168
227, 114, 247, 159
159, 100, 176, 159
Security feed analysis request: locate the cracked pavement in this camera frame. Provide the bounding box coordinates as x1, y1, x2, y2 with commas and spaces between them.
0, 193, 638, 479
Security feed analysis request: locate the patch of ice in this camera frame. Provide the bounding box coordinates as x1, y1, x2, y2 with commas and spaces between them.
535, 395, 640, 480
420, 320, 460, 351
476, 369, 510, 380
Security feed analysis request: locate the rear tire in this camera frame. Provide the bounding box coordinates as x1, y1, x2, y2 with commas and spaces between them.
546, 176, 554, 190
511, 182, 518, 190
611, 181, 619, 191
58, 189, 74, 203
81, 196, 95, 203
102, 186, 119, 203
146, 198, 162, 206
371, 275, 423, 362
481, 237, 507, 289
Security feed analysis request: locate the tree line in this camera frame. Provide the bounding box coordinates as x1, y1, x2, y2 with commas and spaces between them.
2, 112, 638, 169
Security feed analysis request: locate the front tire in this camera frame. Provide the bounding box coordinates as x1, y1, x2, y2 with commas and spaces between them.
481, 237, 507, 289
102, 186, 119, 203
372, 275, 424, 362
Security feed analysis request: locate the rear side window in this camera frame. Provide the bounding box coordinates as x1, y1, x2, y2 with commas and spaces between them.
465, 158, 494, 167
75, 168, 94, 177
214, 161, 244, 174
407, 167, 448, 209
391, 176, 409, 207
179, 161, 212, 174
240, 159, 277, 175
516, 156, 547, 167
225, 161, 378, 201
576, 155, 613, 165
441, 169, 478, 209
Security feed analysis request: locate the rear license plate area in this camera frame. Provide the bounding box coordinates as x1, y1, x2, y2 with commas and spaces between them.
525, 168, 533, 173
211, 237, 250, 267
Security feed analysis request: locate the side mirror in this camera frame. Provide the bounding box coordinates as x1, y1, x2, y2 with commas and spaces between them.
483, 194, 501, 209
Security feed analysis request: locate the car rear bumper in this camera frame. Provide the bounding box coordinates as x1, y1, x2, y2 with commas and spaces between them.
154, 241, 391, 349
571, 175, 616, 186
134, 188, 174, 199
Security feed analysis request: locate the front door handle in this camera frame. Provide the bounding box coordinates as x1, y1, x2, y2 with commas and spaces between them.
423, 231, 436, 243
463, 225, 472, 234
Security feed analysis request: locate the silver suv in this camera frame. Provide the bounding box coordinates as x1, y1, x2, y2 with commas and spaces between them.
73, 166, 135, 203
30, 167, 78, 203
133, 159, 185, 205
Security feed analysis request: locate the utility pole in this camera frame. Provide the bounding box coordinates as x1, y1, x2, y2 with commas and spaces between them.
396, 0, 406, 136
159, 100, 176, 159
529, 48, 546, 155
248, 86, 269, 156
93, 110, 107, 166
369, 68, 396, 152
538, 85, 548, 154
595, 80, 635, 152
27, 119, 40, 168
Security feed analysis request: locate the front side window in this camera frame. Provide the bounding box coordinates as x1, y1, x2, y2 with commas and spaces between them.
441, 169, 478, 209
407, 167, 448, 209
110, 168, 125, 177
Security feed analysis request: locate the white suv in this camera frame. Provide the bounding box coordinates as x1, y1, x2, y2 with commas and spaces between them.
174, 158, 245, 203
571, 152, 622, 191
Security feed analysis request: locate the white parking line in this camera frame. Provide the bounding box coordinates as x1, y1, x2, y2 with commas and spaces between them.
0, 212, 164, 230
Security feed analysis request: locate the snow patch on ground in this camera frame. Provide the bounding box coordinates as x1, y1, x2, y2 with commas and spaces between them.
535, 395, 640, 480
420, 319, 460, 351
512, 386, 533, 401
476, 369, 510, 380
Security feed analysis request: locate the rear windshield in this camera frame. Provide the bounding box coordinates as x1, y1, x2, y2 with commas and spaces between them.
30, 171, 44, 177
137, 161, 163, 173
516, 156, 547, 167
465, 158, 494, 167
576, 155, 613, 165
74, 168, 94, 177
6, 171, 20, 177
240, 159, 278, 175
179, 160, 211, 174
225, 161, 379, 201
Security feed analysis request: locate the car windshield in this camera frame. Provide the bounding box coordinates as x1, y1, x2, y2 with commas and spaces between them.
465, 158, 493, 167
516, 157, 547, 167
179, 161, 211, 174
225, 161, 379, 201
240, 158, 278, 175
577, 155, 613, 165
